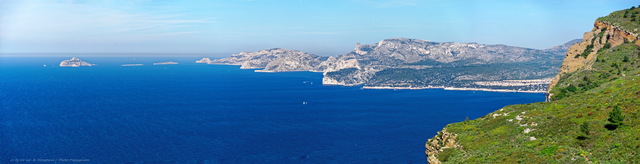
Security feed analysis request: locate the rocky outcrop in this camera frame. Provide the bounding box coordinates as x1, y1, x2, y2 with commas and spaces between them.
59, 57, 94, 67
425, 128, 462, 164
195, 58, 212, 63
548, 20, 640, 96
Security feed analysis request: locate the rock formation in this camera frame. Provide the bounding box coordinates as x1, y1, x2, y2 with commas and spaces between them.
548, 20, 640, 99
59, 57, 95, 67
195, 58, 212, 63
210, 48, 327, 72
425, 128, 462, 164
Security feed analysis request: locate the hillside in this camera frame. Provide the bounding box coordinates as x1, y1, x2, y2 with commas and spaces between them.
426, 6, 640, 163
207, 39, 574, 92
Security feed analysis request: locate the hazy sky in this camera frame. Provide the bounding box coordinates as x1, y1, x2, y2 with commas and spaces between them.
0, 0, 637, 56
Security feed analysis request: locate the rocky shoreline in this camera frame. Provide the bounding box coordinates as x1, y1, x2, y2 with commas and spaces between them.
362, 86, 547, 93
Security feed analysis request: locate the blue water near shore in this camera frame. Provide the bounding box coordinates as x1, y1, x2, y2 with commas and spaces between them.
0, 57, 545, 163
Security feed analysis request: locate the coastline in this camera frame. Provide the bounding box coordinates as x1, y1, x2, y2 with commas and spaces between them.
208, 62, 548, 93
362, 86, 547, 93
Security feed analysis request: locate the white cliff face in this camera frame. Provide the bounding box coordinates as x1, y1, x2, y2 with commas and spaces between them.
322, 67, 379, 86
316, 57, 360, 72
59, 57, 95, 67
195, 58, 212, 63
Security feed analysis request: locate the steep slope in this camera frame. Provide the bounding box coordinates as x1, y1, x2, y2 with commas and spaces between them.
426, 6, 640, 163
209, 38, 573, 91
548, 6, 640, 95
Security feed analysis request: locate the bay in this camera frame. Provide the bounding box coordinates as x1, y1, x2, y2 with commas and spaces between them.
0, 57, 544, 163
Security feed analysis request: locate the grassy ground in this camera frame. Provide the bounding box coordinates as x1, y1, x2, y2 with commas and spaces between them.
434, 43, 640, 163
597, 5, 640, 33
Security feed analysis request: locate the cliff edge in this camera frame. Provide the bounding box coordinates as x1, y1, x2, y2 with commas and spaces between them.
426, 6, 640, 163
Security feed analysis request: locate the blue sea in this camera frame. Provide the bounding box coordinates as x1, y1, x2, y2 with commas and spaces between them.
0, 57, 545, 163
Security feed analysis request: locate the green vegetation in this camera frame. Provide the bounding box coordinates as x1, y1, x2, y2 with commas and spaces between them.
428, 7, 640, 163
369, 61, 559, 91
576, 44, 594, 58
579, 121, 590, 137
607, 106, 626, 130
597, 6, 640, 34
405, 59, 441, 66
431, 42, 640, 163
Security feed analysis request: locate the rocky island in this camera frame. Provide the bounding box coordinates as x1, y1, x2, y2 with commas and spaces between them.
121, 64, 143, 66
153, 61, 179, 65
425, 6, 640, 163
59, 57, 95, 67
204, 38, 579, 92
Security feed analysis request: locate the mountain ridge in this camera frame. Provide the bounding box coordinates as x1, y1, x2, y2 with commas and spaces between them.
204, 38, 577, 92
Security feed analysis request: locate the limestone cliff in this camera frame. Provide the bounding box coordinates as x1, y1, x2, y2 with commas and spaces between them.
548, 20, 640, 99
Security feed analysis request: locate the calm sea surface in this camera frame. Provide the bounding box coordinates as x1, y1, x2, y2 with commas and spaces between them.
0, 57, 545, 163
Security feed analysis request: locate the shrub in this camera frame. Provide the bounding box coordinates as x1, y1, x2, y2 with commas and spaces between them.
540, 146, 558, 156
566, 85, 577, 92
578, 45, 594, 58
581, 122, 590, 135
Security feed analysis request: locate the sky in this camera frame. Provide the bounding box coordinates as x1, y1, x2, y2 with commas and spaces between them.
0, 0, 638, 57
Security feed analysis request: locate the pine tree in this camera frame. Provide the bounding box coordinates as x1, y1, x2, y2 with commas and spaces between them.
623, 56, 630, 62
580, 122, 590, 136
607, 106, 625, 130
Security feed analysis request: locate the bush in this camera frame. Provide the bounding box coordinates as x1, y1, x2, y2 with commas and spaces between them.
581, 122, 590, 136
540, 146, 558, 156
566, 85, 577, 92
577, 45, 594, 58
